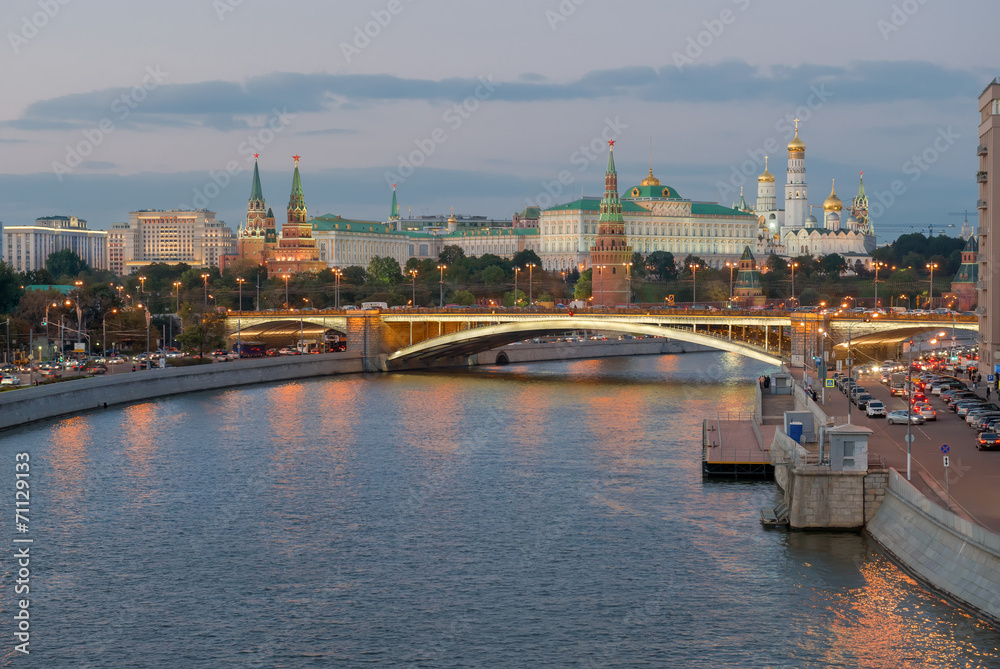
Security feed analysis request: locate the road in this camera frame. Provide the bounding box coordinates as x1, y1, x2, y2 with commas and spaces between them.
810, 368, 1000, 533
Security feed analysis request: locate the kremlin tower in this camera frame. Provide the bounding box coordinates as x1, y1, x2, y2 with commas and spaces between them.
265, 156, 326, 277
784, 119, 808, 229
588, 141, 633, 306
237, 156, 276, 265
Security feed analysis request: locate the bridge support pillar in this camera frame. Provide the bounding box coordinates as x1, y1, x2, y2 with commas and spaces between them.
346, 314, 389, 372
728, 324, 732, 340
765, 325, 770, 352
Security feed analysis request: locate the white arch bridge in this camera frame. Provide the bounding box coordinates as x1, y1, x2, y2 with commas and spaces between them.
224, 310, 975, 372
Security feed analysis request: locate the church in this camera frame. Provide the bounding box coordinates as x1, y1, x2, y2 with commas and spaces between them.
752, 122, 876, 270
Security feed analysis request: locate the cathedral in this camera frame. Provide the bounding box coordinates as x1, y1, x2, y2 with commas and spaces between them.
752, 121, 876, 269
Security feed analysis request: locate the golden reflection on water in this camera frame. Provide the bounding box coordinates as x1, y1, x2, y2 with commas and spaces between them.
47, 416, 92, 506
393, 375, 465, 456
118, 403, 162, 478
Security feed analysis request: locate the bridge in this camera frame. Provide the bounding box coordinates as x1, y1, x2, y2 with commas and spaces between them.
225, 309, 977, 372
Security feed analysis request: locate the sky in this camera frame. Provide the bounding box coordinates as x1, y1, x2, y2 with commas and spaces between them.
0, 0, 996, 241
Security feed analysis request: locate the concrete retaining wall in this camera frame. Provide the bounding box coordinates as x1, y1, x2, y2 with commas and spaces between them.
867, 468, 1000, 625
787, 468, 867, 529
0, 353, 364, 431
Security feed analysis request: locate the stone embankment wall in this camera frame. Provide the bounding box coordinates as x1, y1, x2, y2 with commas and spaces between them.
867, 469, 1000, 625
0, 353, 363, 431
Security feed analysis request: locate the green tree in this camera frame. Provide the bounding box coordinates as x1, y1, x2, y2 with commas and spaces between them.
645, 251, 677, 280
481, 265, 505, 286
176, 309, 226, 360
366, 256, 402, 286
766, 253, 789, 277
342, 266, 367, 285
503, 289, 527, 307
630, 252, 647, 279
682, 255, 706, 277
820, 253, 847, 277
797, 287, 820, 306
454, 289, 476, 306
574, 280, 592, 301
512, 249, 542, 268
439, 245, 466, 266
46, 249, 90, 279
0, 263, 23, 313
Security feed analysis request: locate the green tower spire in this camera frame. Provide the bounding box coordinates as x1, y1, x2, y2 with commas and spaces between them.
390, 184, 400, 220
598, 141, 623, 223
288, 155, 305, 212
250, 156, 264, 202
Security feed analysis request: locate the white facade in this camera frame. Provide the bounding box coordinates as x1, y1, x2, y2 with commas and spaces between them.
5, 216, 107, 272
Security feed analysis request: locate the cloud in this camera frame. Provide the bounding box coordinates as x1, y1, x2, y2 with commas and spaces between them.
295, 128, 356, 137
4, 60, 983, 133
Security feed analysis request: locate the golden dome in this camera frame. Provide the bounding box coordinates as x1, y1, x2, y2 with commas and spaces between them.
640, 168, 661, 187
787, 129, 805, 153
823, 180, 843, 212
758, 156, 775, 182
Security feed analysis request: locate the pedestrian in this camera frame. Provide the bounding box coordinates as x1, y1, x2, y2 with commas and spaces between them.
132, 364, 136, 372
973, 379, 978, 391
988, 386, 992, 401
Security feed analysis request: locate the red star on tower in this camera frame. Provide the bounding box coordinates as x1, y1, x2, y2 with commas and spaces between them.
608, 140, 615, 148
293, 154, 300, 165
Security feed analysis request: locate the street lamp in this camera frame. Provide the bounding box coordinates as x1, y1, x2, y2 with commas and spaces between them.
905, 337, 915, 481
438, 265, 447, 307
173, 281, 181, 313
103, 309, 118, 357
282, 274, 290, 310
873, 261, 886, 308
725, 261, 736, 302
527, 263, 536, 305
926, 262, 939, 310
790, 262, 799, 305
333, 269, 342, 310
201, 273, 210, 310
138, 275, 147, 302
236, 278, 246, 356
597, 265, 605, 306
842, 314, 877, 424
690, 263, 701, 304
137, 303, 151, 362
514, 267, 521, 307
409, 270, 418, 307
625, 262, 633, 307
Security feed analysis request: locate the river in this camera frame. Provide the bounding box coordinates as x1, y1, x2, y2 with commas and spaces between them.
1, 352, 998, 668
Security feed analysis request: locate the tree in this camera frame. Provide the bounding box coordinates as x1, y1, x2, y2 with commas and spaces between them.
176, 309, 226, 360
0, 263, 23, 313
682, 255, 706, 277
46, 249, 90, 279
366, 256, 402, 286
766, 253, 789, 277
481, 265, 505, 286
630, 252, 647, 279
820, 253, 847, 277
797, 287, 820, 306
439, 245, 466, 266
512, 249, 542, 268
574, 280, 592, 301
503, 289, 527, 307
454, 290, 476, 306
645, 251, 677, 281
342, 266, 367, 285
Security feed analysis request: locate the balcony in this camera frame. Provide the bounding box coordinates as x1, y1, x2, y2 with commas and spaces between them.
978, 171, 989, 183
979, 199, 988, 209
979, 144, 989, 156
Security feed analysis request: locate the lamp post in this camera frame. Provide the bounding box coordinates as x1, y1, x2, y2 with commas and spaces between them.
625, 262, 633, 307
201, 273, 209, 311
282, 274, 290, 310
725, 261, 735, 302
844, 315, 875, 424
926, 262, 938, 310
790, 262, 799, 305
597, 265, 605, 306
103, 309, 117, 357
173, 281, 181, 313
819, 328, 828, 406
137, 303, 151, 362
138, 275, 146, 303
527, 263, 535, 305
690, 263, 701, 304
906, 338, 914, 480
236, 278, 246, 356
514, 267, 520, 307
333, 269, 342, 310
409, 270, 418, 307
437, 265, 447, 306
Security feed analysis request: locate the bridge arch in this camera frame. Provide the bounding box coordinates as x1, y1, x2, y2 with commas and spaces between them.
386, 318, 782, 367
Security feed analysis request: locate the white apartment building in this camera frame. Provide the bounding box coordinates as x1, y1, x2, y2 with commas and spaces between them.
112, 210, 236, 275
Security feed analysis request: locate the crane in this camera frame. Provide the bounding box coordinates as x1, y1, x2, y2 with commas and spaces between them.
948, 210, 977, 238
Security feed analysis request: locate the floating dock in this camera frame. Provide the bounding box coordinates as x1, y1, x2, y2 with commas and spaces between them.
702, 416, 775, 479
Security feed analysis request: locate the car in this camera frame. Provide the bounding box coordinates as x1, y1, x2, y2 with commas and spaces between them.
84, 364, 108, 375
973, 413, 1000, 430
866, 400, 887, 418
855, 393, 874, 409
887, 410, 925, 425
890, 383, 907, 397
977, 433, 1000, 450
914, 404, 936, 421
909, 392, 928, 405
957, 402, 988, 417
0, 375, 18, 385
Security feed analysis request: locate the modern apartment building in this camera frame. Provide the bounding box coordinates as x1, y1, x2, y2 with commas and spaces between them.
5, 216, 106, 272
978, 79, 1000, 376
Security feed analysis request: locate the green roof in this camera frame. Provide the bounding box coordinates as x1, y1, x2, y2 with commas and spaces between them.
250, 160, 264, 202
689, 203, 756, 219
964, 235, 979, 252
545, 197, 648, 214
953, 262, 978, 284
26, 285, 74, 294
289, 164, 304, 211
739, 246, 755, 262
519, 206, 540, 219
735, 270, 763, 293
442, 227, 538, 239
623, 184, 683, 199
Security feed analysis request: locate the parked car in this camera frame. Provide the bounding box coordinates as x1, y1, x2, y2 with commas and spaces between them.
887, 410, 925, 425
976, 433, 1000, 450
973, 413, 1000, 431
957, 402, 988, 417
855, 393, 874, 409
866, 400, 887, 418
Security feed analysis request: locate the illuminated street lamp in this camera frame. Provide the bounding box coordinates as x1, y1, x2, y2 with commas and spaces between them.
201, 273, 210, 310
842, 314, 877, 424
438, 265, 447, 306
527, 263, 536, 305
138, 275, 147, 301
173, 281, 181, 312
409, 269, 418, 307
514, 267, 521, 307
333, 268, 342, 310
926, 262, 939, 310
690, 263, 701, 303
103, 308, 118, 357
725, 260, 736, 301
625, 262, 633, 307
137, 303, 151, 361
282, 275, 290, 310
596, 265, 605, 306
790, 262, 799, 305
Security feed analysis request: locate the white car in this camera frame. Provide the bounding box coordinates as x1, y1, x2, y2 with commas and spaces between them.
866, 400, 887, 418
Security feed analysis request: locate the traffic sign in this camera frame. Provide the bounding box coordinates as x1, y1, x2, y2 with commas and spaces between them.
904, 434, 915, 443
943, 455, 950, 468
990, 374, 995, 383
825, 379, 835, 388
941, 444, 950, 454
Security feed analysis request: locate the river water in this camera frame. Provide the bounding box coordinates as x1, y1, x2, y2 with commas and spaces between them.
1, 353, 999, 668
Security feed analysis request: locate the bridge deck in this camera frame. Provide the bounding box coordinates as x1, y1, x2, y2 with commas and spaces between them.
707, 420, 775, 465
